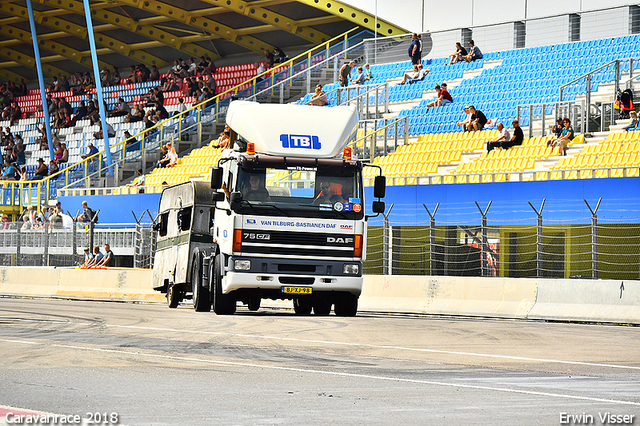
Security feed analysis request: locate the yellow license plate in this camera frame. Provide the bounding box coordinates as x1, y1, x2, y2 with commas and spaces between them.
282, 286, 312, 295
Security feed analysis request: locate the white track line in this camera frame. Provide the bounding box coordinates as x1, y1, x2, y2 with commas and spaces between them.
105, 324, 640, 371
0, 338, 638, 407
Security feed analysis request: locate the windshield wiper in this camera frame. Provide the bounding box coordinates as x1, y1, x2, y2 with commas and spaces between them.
261, 203, 291, 217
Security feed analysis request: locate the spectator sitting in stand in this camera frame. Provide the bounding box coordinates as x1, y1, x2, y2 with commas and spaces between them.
486, 122, 511, 152
48, 160, 59, 178
399, 64, 428, 85
351, 67, 365, 85
29, 158, 48, 180
9, 101, 21, 125
448, 42, 468, 65
126, 168, 145, 193
264, 50, 275, 68
86, 100, 100, 125
151, 100, 169, 123
187, 58, 197, 76
501, 120, 524, 150
149, 65, 160, 82
196, 56, 209, 75
124, 104, 145, 123
93, 123, 116, 140
126, 66, 137, 84
551, 118, 564, 137
273, 47, 287, 63
1, 160, 17, 181
124, 131, 140, 153
426, 83, 453, 107
464, 39, 483, 62
56, 143, 69, 164
108, 98, 130, 117
467, 105, 487, 131
363, 63, 373, 81
309, 84, 329, 106
15, 142, 25, 166
166, 142, 178, 167
157, 144, 169, 168
100, 68, 110, 87
548, 117, 574, 155
71, 101, 88, 125
214, 125, 231, 149
110, 67, 121, 86
81, 143, 99, 162
622, 111, 638, 131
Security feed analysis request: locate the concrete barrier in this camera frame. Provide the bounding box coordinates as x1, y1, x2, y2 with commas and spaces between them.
0, 266, 163, 302
527, 278, 640, 323
2, 267, 640, 324
359, 275, 538, 318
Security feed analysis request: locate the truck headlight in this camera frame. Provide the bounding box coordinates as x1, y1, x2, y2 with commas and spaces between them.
343, 264, 359, 275
234, 260, 251, 271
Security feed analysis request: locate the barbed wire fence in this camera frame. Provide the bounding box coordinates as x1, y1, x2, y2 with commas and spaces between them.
364, 197, 640, 280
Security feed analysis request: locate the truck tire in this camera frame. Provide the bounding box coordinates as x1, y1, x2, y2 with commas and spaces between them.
167, 284, 181, 309
247, 298, 261, 311
334, 293, 358, 317
212, 254, 236, 315
192, 252, 211, 312
293, 298, 312, 315
313, 296, 332, 316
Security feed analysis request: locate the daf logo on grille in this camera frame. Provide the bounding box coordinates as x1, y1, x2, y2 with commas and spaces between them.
327, 237, 354, 244
244, 233, 271, 240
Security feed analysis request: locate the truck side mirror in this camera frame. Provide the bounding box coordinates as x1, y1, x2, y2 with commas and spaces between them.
229, 191, 242, 210
373, 175, 386, 199
211, 167, 223, 189
372, 201, 385, 214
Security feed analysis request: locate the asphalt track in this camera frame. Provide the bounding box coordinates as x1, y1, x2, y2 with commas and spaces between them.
0, 298, 639, 426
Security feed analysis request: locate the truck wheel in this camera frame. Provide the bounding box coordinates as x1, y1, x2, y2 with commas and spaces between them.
334, 293, 358, 317
212, 255, 236, 315
167, 284, 180, 309
293, 298, 312, 315
247, 298, 261, 311
313, 296, 332, 316
192, 253, 211, 312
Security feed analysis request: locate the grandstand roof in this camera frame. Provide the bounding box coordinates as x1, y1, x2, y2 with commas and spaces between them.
0, 0, 407, 83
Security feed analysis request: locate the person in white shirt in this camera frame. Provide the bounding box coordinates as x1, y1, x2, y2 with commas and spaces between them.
486, 122, 511, 152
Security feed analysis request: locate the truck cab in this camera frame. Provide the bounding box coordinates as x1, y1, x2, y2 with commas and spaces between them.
153, 100, 385, 316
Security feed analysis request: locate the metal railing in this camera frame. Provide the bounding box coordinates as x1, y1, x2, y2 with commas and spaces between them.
0, 221, 153, 267
351, 116, 409, 162
377, 165, 640, 186
328, 82, 390, 120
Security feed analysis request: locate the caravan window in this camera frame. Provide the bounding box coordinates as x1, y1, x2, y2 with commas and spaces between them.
178, 207, 192, 231
158, 212, 169, 237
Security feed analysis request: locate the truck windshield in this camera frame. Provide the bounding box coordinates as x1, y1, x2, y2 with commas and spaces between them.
235, 163, 364, 219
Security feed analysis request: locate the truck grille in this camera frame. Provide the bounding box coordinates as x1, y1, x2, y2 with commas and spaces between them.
241, 230, 355, 259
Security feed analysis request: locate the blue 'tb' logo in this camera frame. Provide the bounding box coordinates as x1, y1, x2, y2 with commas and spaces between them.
280, 134, 321, 150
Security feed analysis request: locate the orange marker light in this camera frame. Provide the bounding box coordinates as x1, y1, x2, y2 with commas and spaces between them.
233, 229, 242, 252
343, 146, 352, 160
246, 142, 255, 155
354, 234, 363, 257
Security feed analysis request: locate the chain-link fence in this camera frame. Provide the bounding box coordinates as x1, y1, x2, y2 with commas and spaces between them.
0, 222, 155, 268
363, 199, 640, 280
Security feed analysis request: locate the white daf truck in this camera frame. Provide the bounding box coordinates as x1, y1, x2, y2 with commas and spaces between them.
152, 100, 385, 316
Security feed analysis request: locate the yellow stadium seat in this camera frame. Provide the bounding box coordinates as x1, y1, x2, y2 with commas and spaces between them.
627, 168, 639, 177
550, 171, 563, 180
